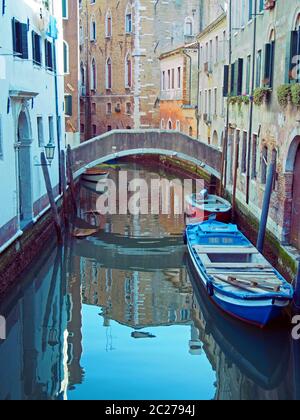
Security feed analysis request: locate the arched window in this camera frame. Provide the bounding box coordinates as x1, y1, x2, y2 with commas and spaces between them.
168, 119, 173, 130
189, 126, 193, 137
90, 19, 96, 41
106, 10, 112, 38
106, 58, 112, 89
91, 58, 96, 91
125, 4, 132, 33
125, 52, 132, 88
185, 18, 193, 36
161, 119, 165, 130
63, 41, 69, 74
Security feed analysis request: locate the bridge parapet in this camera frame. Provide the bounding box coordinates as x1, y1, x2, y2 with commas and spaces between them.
71, 130, 222, 179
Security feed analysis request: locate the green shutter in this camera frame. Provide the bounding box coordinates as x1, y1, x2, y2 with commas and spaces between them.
223, 65, 229, 97
237, 58, 244, 96
12, 18, 16, 54
65, 95, 73, 116
290, 31, 298, 82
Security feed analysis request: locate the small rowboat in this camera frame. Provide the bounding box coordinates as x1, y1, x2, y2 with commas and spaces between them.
185, 219, 294, 327
82, 168, 109, 183
185, 190, 231, 223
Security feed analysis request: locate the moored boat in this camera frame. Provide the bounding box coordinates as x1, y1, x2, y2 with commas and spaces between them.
82, 168, 109, 183
185, 190, 232, 223
185, 219, 294, 328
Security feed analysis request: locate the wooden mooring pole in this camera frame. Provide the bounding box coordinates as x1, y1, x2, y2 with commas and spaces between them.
60, 150, 68, 227
256, 159, 276, 254
66, 145, 77, 213
41, 152, 63, 245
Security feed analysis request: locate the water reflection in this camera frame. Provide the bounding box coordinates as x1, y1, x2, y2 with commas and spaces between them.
0, 164, 299, 400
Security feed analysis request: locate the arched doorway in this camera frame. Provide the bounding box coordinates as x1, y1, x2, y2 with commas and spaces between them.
291, 137, 300, 248
17, 110, 33, 227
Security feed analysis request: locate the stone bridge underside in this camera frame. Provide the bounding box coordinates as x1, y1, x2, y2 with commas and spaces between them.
71, 130, 222, 179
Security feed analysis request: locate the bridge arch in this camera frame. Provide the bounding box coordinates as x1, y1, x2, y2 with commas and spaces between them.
71, 130, 222, 179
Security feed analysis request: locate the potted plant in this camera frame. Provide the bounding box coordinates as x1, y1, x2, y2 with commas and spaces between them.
253, 87, 271, 106
277, 84, 292, 107
291, 84, 300, 107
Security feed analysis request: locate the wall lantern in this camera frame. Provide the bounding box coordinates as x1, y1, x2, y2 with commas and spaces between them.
44, 142, 56, 165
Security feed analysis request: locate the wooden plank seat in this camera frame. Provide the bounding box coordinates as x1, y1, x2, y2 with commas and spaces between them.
213, 274, 281, 293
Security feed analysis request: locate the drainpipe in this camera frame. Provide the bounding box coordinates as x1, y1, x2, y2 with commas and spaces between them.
182, 49, 192, 106
220, 0, 232, 194
84, 0, 91, 141
246, 0, 258, 204
196, 41, 201, 139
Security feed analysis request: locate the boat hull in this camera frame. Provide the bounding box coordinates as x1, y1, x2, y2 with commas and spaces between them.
82, 173, 109, 183
187, 243, 289, 328
186, 206, 231, 223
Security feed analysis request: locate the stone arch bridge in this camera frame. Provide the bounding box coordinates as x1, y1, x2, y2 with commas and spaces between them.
71, 130, 222, 179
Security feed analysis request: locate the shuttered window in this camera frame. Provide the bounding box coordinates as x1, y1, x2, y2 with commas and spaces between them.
32, 31, 42, 66
45, 40, 53, 71
237, 58, 244, 96
12, 18, 28, 59
223, 65, 229, 97
264, 41, 275, 88
289, 30, 300, 83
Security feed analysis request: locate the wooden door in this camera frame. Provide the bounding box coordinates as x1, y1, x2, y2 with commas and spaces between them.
291, 146, 300, 249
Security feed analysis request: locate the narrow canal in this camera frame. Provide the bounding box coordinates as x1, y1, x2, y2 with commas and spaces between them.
0, 163, 299, 400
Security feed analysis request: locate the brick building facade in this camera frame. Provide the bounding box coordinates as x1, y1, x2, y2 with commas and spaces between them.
64, 0, 81, 147
79, 0, 205, 140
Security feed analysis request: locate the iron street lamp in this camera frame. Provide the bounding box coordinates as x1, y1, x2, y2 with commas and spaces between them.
44, 142, 56, 165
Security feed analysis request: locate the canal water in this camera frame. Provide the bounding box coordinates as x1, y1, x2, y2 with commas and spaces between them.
0, 164, 299, 400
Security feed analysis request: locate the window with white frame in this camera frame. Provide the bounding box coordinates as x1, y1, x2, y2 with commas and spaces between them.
91, 58, 96, 90
106, 10, 112, 38
106, 58, 112, 89
125, 4, 132, 33
185, 17, 193, 36
90, 19, 96, 41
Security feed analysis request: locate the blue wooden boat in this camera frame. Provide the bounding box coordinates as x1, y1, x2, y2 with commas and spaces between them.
185, 220, 294, 328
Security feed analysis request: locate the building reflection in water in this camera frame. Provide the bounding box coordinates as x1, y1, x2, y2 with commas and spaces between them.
1, 164, 300, 400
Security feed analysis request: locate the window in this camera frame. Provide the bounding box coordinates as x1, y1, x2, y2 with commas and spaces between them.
63, 41, 69, 74
106, 58, 112, 89
37, 116, 44, 147
248, 0, 253, 21
125, 6, 132, 33
241, 131, 247, 174
261, 145, 268, 184
90, 20, 96, 41
126, 102, 132, 114
176, 120, 180, 131
107, 103, 112, 114
251, 134, 258, 179
177, 67, 181, 89
91, 58, 96, 90
223, 65, 229, 97
167, 69, 171, 90
48, 116, 54, 144
107, 125, 112, 132
62, 0, 68, 19
185, 18, 193, 36
162, 71, 166, 91
45, 39, 53, 71
161, 119, 165, 129
171, 69, 175, 89
92, 124, 97, 136
246, 55, 251, 94
32, 31, 42, 66
106, 10, 112, 38
91, 102, 96, 113
208, 89, 212, 119
12, 18, 28, 59
289, 15, 300, 83
215, 36, 219, 64
168, 120, 173, 130
264, 31, 275, 88
80, 123, 85, 134
214, 88, 217, 115
65, 95, 72, 117
125, 53, 132, 88
256, 50, 262, 88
